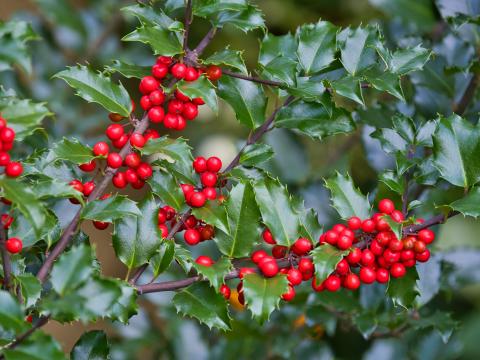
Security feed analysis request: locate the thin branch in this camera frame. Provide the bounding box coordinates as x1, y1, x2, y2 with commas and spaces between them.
193, 27, 217, 57
0, 316, 50, 357
182, 0, 193, 53
453, 73, 480, 115
222, 69, 284, 87
36, 115, 151, 283
403, 211, 459, 235
0, 225, 11, 291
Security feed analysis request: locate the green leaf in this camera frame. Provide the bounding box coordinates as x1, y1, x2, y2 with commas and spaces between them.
173, 282, 231, 331
215, 182, 261, 257
380, 170, 404, 194
275, 100, 355, 139
3, 332, 66, 360
0, 98, 51, 140
0, 178, 49, 238
82, 195, 141, 222
382, 216, 403, 241
76, 277, 122, 322
9, 209, 59, 248
288, 76, 328, 101
239, 143, 274, 167
411, 311, 457, 343
150, 240, 175, 279
0, 290, 25, 333
148, 170, 185, 211
71, 330, 110, 360
34, 179, 84, 204
324, 172, 371, 219
112, 194, 162, 269
381, 45, 432, 75
298, 207, 323, 243
105, 60, 151, 79
311, 244, 349, 282
50, 244, 94, 296
0, 20, 38, 74
193, 257, 232, 290
34, 0, 85, 37
259, 56, 296, 86
192, 201, 229, 234
215, 5, 265, 32
218, 76, 267, 129
122, 26, 182, 57
296, 20, 337, 74
203, 48, 247, 74
122, 3, 182, 30
174, 244, 194, 274
354, 312, 378, 339
51, 138, 95, 165
176, 77, 218, 113
363, 67, 404, 101
253, 177, 300, 247
242, 273, 289, 324
450, 187, 480, 218
259, 33, 297, 66
105, 280, 137, 323
54, 65, 132, 117
338, 25, 378, 76
330, 76, 365, 105
433, 114, 480, 188
15, 274, 42, 308
387, 267, 419, 308
193, 0, 247, 17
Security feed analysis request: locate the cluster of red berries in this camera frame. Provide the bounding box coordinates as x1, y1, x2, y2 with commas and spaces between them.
139, 56, 222, 131
180, 156, 224, 208
0, 115, 23, 178
314, 198, 434, 292
157, 205, 215, 243
2, 211, 22, 254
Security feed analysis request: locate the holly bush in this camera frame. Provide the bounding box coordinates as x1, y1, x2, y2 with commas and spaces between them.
1, 0, 480, 358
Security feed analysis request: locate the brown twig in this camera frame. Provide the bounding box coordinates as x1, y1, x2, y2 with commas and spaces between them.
0, 225, 11, 291
182, 0, 193, 53
453, 73, 480, 115
0, 316, 50, 358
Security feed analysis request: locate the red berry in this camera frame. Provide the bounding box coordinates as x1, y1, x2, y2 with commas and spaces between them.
375, 217, 391, 232
125, 169, 139, 184
69, 179, 84, 193
383, 249, 401, 264
282, 285, 296, 301
390, 263, 406, 278
124, 153, 141, 168
175, 90, 190, 102
168, 99, 184, 114
332, 224, 347, 233
298, 258, 314, 274
202, 187, 217, 200
272, 245, 287, 258
206, 156, 222, 172
251, 250, 268, 264
182, 102, 199, 120
336, 235, 353, 250
193, 97, 205, 105
378, 199, 395, 214
262, 228, 276, 244
359, 267, 376, 284
418, 229, 435, 244
144, 129, 160, 142
2, 142, 12, 151
0, 127, 15, 142
159, 224, 168, 238
239, 267, 255, 278
287, 268, 303, 286
93, 142, 109, 156
292, 237, 313, 255
416, 249, 430, 262
106, 124, 124, 141
200, 225, 215, 241
220, 284, 231, 300
140, 95, 152, 110
376, 231, 391, 247
376, 268, 390, 283
1, 214, 13, 229
5, 162, 22, 177
325, 230, 339, 245
206, 65, 222, 81
136, 163, 153, 180
390, 210, 404, 223
347, 247, 362, 265
93, 221, 109, 230
140, 76, 159, 94
189, 192, 206, 207
113, 134, 129, 149
184, 67, 200, 81
193, 157, 208, 173
344, 273, 361, 290
163, 113, 179, 129
148, 106, 165, 123
171, 63, 187, 79
184, 229, 201, 245
389, 239, 404, 252
361, 219, 376, 233
361, 249, 375, 267
0, 117, 6, 129
347, 216, 362, 230
401, 249, 415, 262
130, 133, 146, 148
0, 152, 10, 166
324, 275, 341, 292
195, 255, 214, 266
107, 152, 123, 168
311, 277, 325, 292
152, 63, 168, 79
181, 183, 195, 198
83, 181, 95, 196
335, 259, 350, 275
414, 240, 426, 253
5, 237, 22, 253
201, 172, 217, 187
149, 90, 165, 105
112, 172, 127, 188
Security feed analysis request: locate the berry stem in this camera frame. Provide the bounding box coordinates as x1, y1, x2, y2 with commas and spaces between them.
0, 225, 12, 291
192, 27, 217, 58
182, 0, 193, 53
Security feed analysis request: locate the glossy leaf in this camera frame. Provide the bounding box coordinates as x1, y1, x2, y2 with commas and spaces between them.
259, 56, 296, 86
176, 77, 218, 113
259, 33, 297, 66
15, 274, 42, 308
54, 65, 132, 117
105, 60, 151, 79
148, 170, 185, 211
324, 172, 371, 219
338, 25, 378, 76
298, 207, 323, 243
312, 244, 349, 282
173, 282, 231, 331
81, 195, 141, 222
387, 267, 419, 308
2, 332, 66, 360
0, 290, 26, 333
192, 257, 232, 290
239, 143, 274, 167
122, 3, 182, 30
381, 45, 432, 75
330, 76, 365, 105
51, 138, 96, 165
34, 179, 84, 204
150, 240, 175, 279
122, 25, 182, 56
450, 187, 480, 218
242, 273, 289, 324
203, 48, 247, 74
71, 330, 110, 360
192, 201, 229, 235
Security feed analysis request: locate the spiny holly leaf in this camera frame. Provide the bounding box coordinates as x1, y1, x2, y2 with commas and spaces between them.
203, 47, 248, 74
192, 201, 229, 235
148, 170, 185, 211
312, 244, 349, 283
215, 182, 261, 257
218, 76, 267, 129
380, 170, 404, 195
15, 273, 42, 308
354, 312, 378, 339
338, 25, 379, 76
176, 77, 218, 113
9, 209, 59, 248
275, 100, 355, 140
76, 277, 122, 322
51, 138, 96, 165
324, 172, 371, 219
242, 273, 289, 324
71, 330, 110, 360
259, 33, 297, 66
298, 207, 323, 243
174, 244, 194, 274
34, 179, 84, 204
0, 98, 51, 140
192, 257, 232, 290
214, 5, 265, 33
449, 187, 480, 218
239, 143, 274, 167
287, 76, 328, 101
0, 290, 26, 333
296, 20, 337, 75
105, 60, 151, 79
81, 195, 141, 222
380, 44, 432, 75
363, 67, 404, 101
150, 240, 175, 280
387, 267, 419, 308
330, 76, 365, 106
54, 65, 132, 117
112, 193, 163, 269
433, 114, 480, 188
122, 3, 183, 30
382, 216, 403, 242
173, 282, 231, 331
193, 0, 248, 17
411, 311, 458, 343
0, 20, 38, 74
2, 331, 66, 360
50, 244, 94, 296
0, 178, 50, 238
253, 177, 300, 247
106, 280, 138, 323
259, 56, 296, 86
122, 26, 182, 56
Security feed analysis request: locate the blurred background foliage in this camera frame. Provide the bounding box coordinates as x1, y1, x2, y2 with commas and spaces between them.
2, 0, 480, 359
